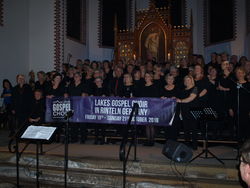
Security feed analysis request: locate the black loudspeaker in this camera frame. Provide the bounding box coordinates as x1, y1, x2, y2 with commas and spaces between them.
162, 140, 193, 163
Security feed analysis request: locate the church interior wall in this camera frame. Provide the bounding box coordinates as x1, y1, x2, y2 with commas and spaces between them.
187, 0, 248, 63
0, 0, 29, 85
204, 0, 248, 63
64, 38, 87, 65
87, 0, 113, 61
28, 0, 54, 73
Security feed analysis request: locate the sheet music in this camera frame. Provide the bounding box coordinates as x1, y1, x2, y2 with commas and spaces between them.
21, 125, 57, 140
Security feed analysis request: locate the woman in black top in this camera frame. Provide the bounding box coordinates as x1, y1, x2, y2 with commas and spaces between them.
82, 66, 94, 94
67, 72, 90, 143
67, 72, 90, 97
133, 69, 144, 97
28, 90, 45, 124
153, 65, 165, 89
103, 61, 113, 85
176, 75, 198, 149
217, 61, 234, 130
46, 73, 66, 98
140, 72, 159, 98
62, 67, 75, 88
35, 71, 49, 96
122, 73, 135, 98
12, 74, 33, 128
46, 73, 66, 142
193, 65, 208, 106
160, 74, 180, 140
161, 74, 180, 98
229, 67, 250, 141
92, 77, 109, 97
140, 72, 159, 146
179, 58, 189, 79
169, 66, 183, 89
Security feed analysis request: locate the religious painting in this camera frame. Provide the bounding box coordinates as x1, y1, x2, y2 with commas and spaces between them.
140, 23, 165, 63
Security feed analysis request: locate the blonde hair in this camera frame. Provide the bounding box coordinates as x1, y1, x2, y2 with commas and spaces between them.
184, 75, 195, 87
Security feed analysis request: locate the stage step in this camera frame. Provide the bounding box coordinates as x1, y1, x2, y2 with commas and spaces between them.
0, 152, 242, 188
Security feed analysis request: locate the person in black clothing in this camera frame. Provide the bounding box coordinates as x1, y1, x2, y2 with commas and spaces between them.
139, 65, 146, 79
176, 75, 198, 150
206, 67, 219, 105
205, 67, 224, 138
140, 72, 159, 146
194, 55, 205, 67
160, 74, 180, 98
230, 55, 239, 68
133, 69, 144, 97
61, 63, 69, 77
140, 72, 159, 98
161, 74, 180, 140
46, 73, 66, 142
217, 61, 234, 134
67, 72, 91, 96
103, 60, 113, 85
35, 71, 49, 96
82, 66, 94, 95
193, 65, 208, 106
66, 72, 90, 143
92, 77, 108, 144
28, 89, 45, 124
229, 67, 250, 141
62, 67, 75, 88
122, 73, 135, 98
28, 70, 36, 91
153, 64, 165, 89
93, 77, 109, 97
204, 52, 220, 74
125, 64, 135, 75
169, 65, 183, 89
179, 58, 189, 79
46, 73, 66, 98
108, 67, 124, 97
12, 74, 33, 131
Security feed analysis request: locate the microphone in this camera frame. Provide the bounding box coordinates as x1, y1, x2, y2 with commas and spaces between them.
236, 83, 242, 89
64, 110, 74, 119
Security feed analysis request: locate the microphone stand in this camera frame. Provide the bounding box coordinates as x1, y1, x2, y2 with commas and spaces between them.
236, 82, 250, 143
64, 110, 74, 188
230, 78, 250, 159
120, 103, 139, 188
133, 106, 139, 162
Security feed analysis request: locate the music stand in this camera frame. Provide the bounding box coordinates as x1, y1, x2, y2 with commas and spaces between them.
189, 107, 224, 165
18, 125, 57, 188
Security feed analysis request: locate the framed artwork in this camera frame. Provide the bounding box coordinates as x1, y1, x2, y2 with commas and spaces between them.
140, 23, 165, 63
